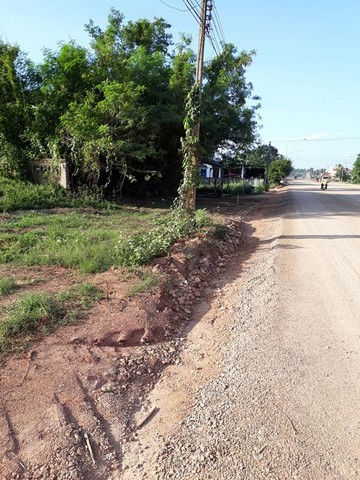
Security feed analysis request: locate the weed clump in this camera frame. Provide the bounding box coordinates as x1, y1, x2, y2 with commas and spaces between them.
0, 277, 16, 296
0, 283, 101, 352
116, 208, 211, 266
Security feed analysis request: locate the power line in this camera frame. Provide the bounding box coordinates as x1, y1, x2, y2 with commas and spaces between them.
183, 0, 225, 56
207, 34, 221, 56
272, 137, 360, 143
160, 0, 187, 12
183, 0, 201, 24
213, 5, 226, 43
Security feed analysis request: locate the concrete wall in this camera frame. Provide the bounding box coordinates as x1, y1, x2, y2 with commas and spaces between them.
30, 158, 69, 188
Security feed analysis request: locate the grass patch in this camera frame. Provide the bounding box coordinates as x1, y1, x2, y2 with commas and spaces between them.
0, 178, 212, 273
0, 207, 170, 273
0, 283, 102, 352
127, 269, 163, 296
0, 207, 210, 273
0, 277, 16, 296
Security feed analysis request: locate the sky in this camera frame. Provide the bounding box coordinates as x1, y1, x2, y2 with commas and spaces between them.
1, 0, 360, 169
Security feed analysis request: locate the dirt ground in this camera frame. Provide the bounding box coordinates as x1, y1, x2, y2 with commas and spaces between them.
0, 195, 265, 480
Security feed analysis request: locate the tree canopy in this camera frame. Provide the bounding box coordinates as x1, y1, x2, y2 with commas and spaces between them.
0, 9, 260, 197
352, 154, 360, 184
269, 158, 293, 184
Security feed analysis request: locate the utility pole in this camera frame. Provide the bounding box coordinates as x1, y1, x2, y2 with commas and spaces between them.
265, 141, 272, 189
186, 0, 211, 212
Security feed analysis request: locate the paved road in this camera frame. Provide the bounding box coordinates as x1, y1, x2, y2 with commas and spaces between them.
122, 181, 360, 479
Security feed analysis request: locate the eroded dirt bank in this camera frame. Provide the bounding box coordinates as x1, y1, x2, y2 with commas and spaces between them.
0, 195, 266, 480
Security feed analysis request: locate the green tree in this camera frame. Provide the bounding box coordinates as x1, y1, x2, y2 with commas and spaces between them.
269, 158, 292, 184
60, 10, 176, 194
334, 164, 350, 182
0, 40, 35, 176
352, 154, 360, 183
201, 45, 259, 163
61, 80, 159, 191
246, 144, 279, 168
0, 9, 260, 199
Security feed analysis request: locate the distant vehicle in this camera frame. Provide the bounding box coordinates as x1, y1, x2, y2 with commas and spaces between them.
320, 175, 330, 190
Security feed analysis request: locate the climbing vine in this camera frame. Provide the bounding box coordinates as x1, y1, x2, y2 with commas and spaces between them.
177, 83, 201, 212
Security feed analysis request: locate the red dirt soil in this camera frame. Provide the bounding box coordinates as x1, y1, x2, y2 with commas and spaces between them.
0, 196, 263, 480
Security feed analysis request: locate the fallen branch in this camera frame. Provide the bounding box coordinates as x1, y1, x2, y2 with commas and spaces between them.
7, 452, 26, 470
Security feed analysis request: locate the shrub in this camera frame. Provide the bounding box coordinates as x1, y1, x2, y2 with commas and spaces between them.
254, 184, 265, 194
0, 177, 118, 211
116, 208, 211, 266
197, 181, 260, 196
0, 177, 69, 210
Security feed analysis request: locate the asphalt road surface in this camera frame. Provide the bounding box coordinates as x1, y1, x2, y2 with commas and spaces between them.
123, 180, 360, 479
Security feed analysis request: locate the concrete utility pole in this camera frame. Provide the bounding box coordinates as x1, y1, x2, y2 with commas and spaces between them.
186, 0, 210, 212
265, 141, 272, 189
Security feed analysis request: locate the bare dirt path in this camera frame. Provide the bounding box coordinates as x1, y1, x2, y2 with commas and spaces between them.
121, 181, 360, 479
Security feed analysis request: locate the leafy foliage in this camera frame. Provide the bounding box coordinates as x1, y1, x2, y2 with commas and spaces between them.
116, 208, 210, 266
352, 154, 360, 184
0, 176, 69, 210
334, 164, 351, 182
269, 158, 293, 184
202, 46, 259, 162
0, 277, 16, 296
246, 144, 279, 168
0, 9, 259, 197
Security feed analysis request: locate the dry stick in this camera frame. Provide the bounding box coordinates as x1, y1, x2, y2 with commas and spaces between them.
20, 361, 31, 385
137, 407, 159, 430
83, 430, 96, 465
7, 452, 26, 470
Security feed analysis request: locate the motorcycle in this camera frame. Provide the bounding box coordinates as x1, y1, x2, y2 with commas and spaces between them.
321, 182, 328, 190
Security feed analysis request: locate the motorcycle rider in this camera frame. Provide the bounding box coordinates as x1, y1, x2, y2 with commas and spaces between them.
320, 176, 329, 190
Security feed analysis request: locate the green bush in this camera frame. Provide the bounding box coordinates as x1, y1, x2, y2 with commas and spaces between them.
197, 181, 263, 196
254, 184, 265, 194
223, 182, 252, 195
0, 177, 69, 210
116, 208, 211, 266
0, 177, 119, 211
